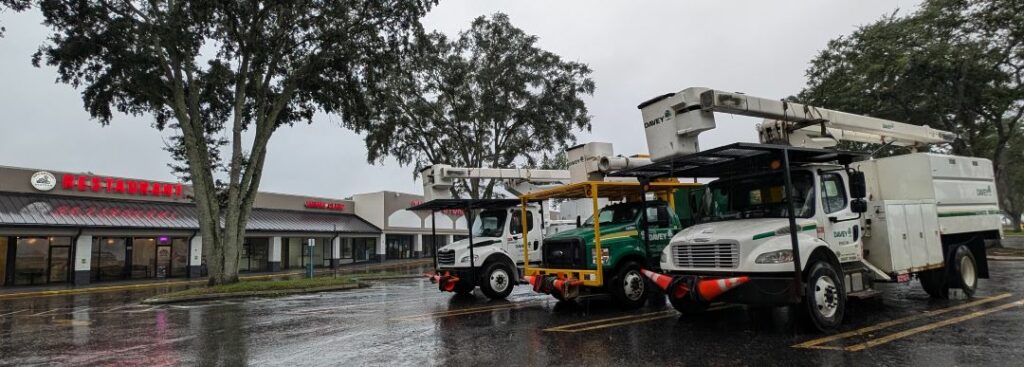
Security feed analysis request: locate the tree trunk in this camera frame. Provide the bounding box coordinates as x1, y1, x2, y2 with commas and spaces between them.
1010, 212, 1023, 233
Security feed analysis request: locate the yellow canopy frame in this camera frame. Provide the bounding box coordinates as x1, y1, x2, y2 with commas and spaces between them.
519, 181, 699, 287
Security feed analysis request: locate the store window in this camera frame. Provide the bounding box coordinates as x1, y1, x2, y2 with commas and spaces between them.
132, 238, 157, 279
421, 235, 447, 258
11, 237, 71, 286
386, 235, 414, 260
285, 238, 304, 269
93, 237, 127, 281
240, 238, 269, 273
171, 238, 190, 277
352, 238, 375, 262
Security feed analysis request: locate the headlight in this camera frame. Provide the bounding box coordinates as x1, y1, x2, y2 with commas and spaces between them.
459, 255, 480, 263
755, 249, 794, 264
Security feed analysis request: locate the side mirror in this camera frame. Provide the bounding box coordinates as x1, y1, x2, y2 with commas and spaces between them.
575, 216, 582, 228
849, 171, 867, 199
851, 198, 868, 213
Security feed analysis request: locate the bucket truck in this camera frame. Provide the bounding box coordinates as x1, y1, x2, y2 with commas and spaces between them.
412, 142, 633, 300
613, 87, 1001, 330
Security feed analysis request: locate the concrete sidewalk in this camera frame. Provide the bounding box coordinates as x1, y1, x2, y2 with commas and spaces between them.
0, 258, 430, 300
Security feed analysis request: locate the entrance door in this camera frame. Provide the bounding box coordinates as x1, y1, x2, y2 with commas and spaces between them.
0, 237, 9, 286
155, 245, 172, 278
48, 246, 70, 283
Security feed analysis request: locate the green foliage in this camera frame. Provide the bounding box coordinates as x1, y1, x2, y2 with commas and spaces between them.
356, 13, 595, 198
30, 0, 435, 284
797, 0, 1023, 221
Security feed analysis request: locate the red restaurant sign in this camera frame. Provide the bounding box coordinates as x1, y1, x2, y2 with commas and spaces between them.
61, 174, 184, 198
304, 201, 346, 211
409, 200, 463, 216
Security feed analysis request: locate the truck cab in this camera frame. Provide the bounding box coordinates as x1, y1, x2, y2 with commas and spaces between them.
433, 204, 544, 299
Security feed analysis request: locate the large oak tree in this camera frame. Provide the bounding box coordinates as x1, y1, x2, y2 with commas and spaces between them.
32, 0, 435, 284
796, 0, 1023, 230
357, 13, 595, 199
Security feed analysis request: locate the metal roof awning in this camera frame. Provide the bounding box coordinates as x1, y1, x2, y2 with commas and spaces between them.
0, 192, 380, 234
407, 198, 532, 211
610, 143, 867, 179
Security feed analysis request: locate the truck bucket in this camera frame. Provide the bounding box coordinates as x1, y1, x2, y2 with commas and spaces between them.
640, 269, 749, 302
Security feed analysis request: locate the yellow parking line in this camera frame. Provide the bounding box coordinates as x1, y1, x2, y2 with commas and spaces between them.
792, 293, 1012, 349
394, 301, 545, 321
845, 299, 1024, 352
546, 310, 678, 333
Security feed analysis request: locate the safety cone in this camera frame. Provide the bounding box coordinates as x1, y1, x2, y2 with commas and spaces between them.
696, 276, 749, 301
524, 275, 541, 292
425, 272, 440, 284
439, 272, 460, 292
640, 269, 690, 299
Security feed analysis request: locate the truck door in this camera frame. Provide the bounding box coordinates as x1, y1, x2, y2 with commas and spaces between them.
642, 203, 676, 264
819, 172, 861, 263
508, 208, 541, 265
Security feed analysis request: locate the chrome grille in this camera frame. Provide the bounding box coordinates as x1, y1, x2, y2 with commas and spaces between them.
672, 242, 739, 269
437, 249, 455, 266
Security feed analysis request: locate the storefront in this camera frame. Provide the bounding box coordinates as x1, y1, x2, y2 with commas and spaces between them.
0, 166, 382, 287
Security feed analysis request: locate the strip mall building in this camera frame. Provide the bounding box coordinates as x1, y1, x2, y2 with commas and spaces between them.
0, 165, 469, 287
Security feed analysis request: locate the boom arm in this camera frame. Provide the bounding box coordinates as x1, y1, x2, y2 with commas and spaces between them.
420, 164, 570, 201
639, 87, 956, 161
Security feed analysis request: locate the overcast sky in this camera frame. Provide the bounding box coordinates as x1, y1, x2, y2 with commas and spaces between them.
0, 0, 922, 198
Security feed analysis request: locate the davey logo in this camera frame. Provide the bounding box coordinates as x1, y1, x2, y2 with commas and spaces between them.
644, 109, 672, 128
30, 171, 57, 191
976, 186, 993, 196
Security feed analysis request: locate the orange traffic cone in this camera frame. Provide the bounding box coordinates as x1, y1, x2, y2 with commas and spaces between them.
524, 275, 542, 292
641, 269, 691, 299
425, 272, 440, 284
439, 272, 460, 292
696, 276, 749, 301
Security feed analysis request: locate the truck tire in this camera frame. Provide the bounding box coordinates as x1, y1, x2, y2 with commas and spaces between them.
609, 260, 648, 310
479, 262, 515, 300
668, 295, 709, 315
950, 245, 978, 297
803, 260, 845, 331
918, 268, 948, 299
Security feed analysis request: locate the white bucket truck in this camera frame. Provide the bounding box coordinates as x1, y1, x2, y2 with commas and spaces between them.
617, 87, 1001, 330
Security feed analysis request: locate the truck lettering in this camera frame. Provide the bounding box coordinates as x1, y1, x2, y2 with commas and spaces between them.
644, 110, 672, 128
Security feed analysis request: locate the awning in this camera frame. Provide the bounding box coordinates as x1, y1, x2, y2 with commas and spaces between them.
0, 192, 379, 234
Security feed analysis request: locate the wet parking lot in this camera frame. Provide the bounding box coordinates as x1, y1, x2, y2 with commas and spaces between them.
1, 260, 1023, 366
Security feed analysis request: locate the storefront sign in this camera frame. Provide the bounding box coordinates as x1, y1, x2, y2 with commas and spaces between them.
30, 171, 57, 191
304, 201, 346, 211
60, 173, 184, 198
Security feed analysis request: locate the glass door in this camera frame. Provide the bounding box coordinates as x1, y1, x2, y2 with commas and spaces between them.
155, 245, 172, 278
48, 246, 70, 283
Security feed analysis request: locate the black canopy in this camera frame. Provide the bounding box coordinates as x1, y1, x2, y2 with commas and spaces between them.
610, 142, 867, 179
407, 198, 534, 211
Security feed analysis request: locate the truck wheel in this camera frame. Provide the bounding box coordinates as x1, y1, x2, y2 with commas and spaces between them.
803, 260, 845, 331
479, 262, 515, 300
668, 295, 709, 315
918, 268, 948, 299
610, 261, 648, 310
950, 245, 978, 297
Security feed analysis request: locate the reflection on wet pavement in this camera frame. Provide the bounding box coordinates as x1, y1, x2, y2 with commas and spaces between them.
0, 261, 1022, 366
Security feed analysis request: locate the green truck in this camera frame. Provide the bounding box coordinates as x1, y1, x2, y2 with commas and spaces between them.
520, 181, 701, 309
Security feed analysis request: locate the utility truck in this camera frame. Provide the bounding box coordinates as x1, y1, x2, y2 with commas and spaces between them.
412, 143, 638, 300
519, 181, 701, 309
614, 87, 1002, 330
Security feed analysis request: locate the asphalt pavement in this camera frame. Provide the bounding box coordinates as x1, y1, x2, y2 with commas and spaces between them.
1, 260, 1022, 366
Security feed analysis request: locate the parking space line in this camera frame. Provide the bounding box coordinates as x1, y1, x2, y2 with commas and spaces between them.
844, 299, 1024, 352
545, 310, 678, 333
28, 308, 63, 316
543, 305, 739, 333
792, 293, 1012, 349
394, 301, 545, 321
0, 310, 28, 317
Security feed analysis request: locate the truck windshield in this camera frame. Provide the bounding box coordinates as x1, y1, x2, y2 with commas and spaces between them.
471, 209, 508, 237
697, 171, 815, 222
583, 202, 646, 226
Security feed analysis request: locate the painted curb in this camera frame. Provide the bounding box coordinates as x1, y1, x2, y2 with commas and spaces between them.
141, 282, 370, 304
